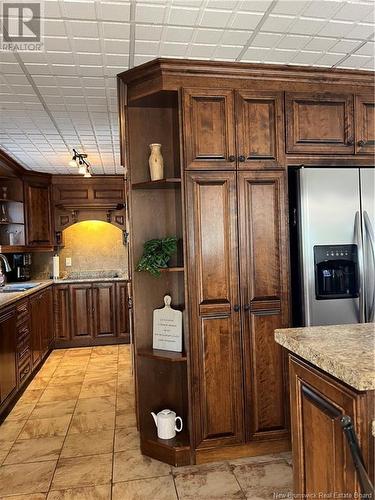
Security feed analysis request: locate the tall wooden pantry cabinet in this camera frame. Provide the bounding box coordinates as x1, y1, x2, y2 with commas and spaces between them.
118, 59, 374, 466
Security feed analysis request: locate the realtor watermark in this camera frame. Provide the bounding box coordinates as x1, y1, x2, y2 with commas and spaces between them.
1, 1, 44, 51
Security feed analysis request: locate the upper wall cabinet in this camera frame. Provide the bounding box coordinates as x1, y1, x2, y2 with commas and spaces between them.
355, 94, 375, 155
183, 89, 236, 170
285, 93, 354, 154
236, 91, 285, 169
24, 179, 53, 248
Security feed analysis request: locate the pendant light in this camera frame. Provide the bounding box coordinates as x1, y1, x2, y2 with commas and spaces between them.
69, 149, 93, 177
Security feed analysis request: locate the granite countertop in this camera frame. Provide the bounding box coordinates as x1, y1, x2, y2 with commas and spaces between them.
53, 277, 128, 284
275, 323, 375, 391
0, 280, 53, 309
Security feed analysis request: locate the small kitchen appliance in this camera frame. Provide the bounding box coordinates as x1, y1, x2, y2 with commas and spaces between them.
7, 253, 32, 282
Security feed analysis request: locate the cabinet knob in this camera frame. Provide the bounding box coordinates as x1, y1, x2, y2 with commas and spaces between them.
228, 155, 236, 162
233, 304, 240, 312
238, 155, 246, 162
358, 139, 366, 147
346, 138, 354, 146
244, 304, 250, 312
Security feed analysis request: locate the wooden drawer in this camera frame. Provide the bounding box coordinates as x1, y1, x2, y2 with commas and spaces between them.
18, 356, 32, 385
16, 300, 29, 326
17, 323, 30, 344
17, 338, 31, 364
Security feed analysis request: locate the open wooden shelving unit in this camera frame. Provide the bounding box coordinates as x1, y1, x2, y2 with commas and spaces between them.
0, 178, 26, 248
124, 89, 190, 466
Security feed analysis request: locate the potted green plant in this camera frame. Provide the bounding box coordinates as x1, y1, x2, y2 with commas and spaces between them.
136, 236, 178, 277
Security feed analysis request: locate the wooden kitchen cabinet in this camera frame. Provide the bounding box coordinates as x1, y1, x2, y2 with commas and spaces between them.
186, 171, 244, 449
285, 92, 355, 154
238, 171, 289, 441
24, 179, 53, 247
115, 281, 130, 341
289, 355, 373, 495
355, 94, 375, 155
70, 284, 93, 339
183, 89, 236, 170
93, 282, 116, 337
236, 91, 285, 169
0, 307, 17, 405
30, 287, 54, 367
53, 284, 71, 341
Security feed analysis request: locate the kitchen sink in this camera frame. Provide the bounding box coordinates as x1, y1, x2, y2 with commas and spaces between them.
0, 283, 41, 293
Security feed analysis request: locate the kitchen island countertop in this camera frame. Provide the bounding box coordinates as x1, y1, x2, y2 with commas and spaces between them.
275, 323, 375, 391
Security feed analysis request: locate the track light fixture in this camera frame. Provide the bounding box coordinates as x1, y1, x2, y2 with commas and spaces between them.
69, 148, 93, 177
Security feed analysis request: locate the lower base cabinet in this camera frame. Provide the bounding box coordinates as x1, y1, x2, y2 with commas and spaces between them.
0, 307, 17, 406
289, 355, 374, 495
54, 280, 130, 346
30, 287, 54, 367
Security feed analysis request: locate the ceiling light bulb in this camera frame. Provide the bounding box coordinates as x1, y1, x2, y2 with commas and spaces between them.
84, 169, 92, 178
68, 159, 77, 167
78, 164, 86, 174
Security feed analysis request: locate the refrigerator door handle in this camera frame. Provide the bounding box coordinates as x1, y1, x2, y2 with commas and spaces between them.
355, 211, 365, 323
363, 211, 375, 322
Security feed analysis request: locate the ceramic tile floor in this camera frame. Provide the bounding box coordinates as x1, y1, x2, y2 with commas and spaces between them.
0, 346, 293, 499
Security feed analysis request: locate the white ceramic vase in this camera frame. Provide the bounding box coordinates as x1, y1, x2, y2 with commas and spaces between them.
148, 143, 164, 181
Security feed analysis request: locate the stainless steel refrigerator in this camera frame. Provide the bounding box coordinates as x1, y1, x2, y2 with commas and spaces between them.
295, 167, 375, 326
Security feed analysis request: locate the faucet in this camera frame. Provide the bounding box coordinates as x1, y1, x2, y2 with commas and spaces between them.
0, 254, 11, 287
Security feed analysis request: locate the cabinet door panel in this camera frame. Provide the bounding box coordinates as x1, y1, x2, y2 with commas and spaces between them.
290, 356, 358, 495
286, 93, 354, 154
238, 171, 289, 441
236, 91, 285, 169
0, 308, 17, 404
355, 94, 375, 154
183, 89, 236, 170
116, 282, 130, 340
186, 171, 243, 448
30, 295, 42, 367
54, 285, 71, 340
93, 283, 116, 337
70, 284, 93, 338
25, 182, 53, 246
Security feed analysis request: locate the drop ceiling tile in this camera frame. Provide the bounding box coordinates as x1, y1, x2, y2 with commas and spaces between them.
289, 17, 327, 35
46, 52, 75, 65
231, 11, 263, 30
24, 63, 51, 75
105, 54, 128, 66
168, 7, 199, 26
272, 1, 309, 16
355, 41, 375, 56
239, 0, 273, 12
77, 53, 103, 65
44, 1, 62, 18
56, 76, 82, 86
220, 30, 251, 45
302, 1, 342, 19
265, 49, 298, 63
338, 53, 372, 68
1, 64, 23, 74
164, 26, 194, 42
98, 2, 131, 22
213, 45, 242, 59
315, 52, 344, 66
318, 20, 355, 38
195, 29, 224, 44
364, 57, 375, 69
291, 50, 323, 65
345, 23, 375, 40
334, 2, 374, 22
44, 20, 67, 37
135, 3, 166, 23
188, 44, 216, 58
207, 0, 237, 9
252, 32, 283, 48
201, 9, 233, 28
73, 37, 102, 52
133, 55, 155, 66
303, 36, 337, 51
102, 22, 130, 39
159, 42, 187, 56
135, 24, 164, 41
331, 39, 363, 53
69, 20, 100, 37
277, 35, 310, 50
44, 37, 72, 51
104, 39, 130, 53
241, 47, 271, 62
52, 65, 79, 76
64, 0, 97, 20
261, 14, 295, 33
135, 40, 159, 55
77, 65, 104, 77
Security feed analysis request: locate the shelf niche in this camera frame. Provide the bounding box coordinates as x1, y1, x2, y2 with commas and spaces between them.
127, 89, 190, 465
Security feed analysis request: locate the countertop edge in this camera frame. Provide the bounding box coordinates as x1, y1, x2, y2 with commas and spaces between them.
275, 329, 375, 392
0, 281, 53, 309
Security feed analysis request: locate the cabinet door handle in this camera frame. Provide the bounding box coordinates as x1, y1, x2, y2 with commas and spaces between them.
233, 304, 240, 312
358, 139, 366, 147
238, 155, 245, 162
244, 304, 250, 312
346, 138, 354, 146
228, 155, 236, 162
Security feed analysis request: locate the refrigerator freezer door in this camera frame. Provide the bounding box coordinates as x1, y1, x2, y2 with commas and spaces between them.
299, 168, 361, 326
360, 168, 375, 323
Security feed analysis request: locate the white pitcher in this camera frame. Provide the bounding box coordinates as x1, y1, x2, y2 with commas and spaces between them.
151, 409, 183, 440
